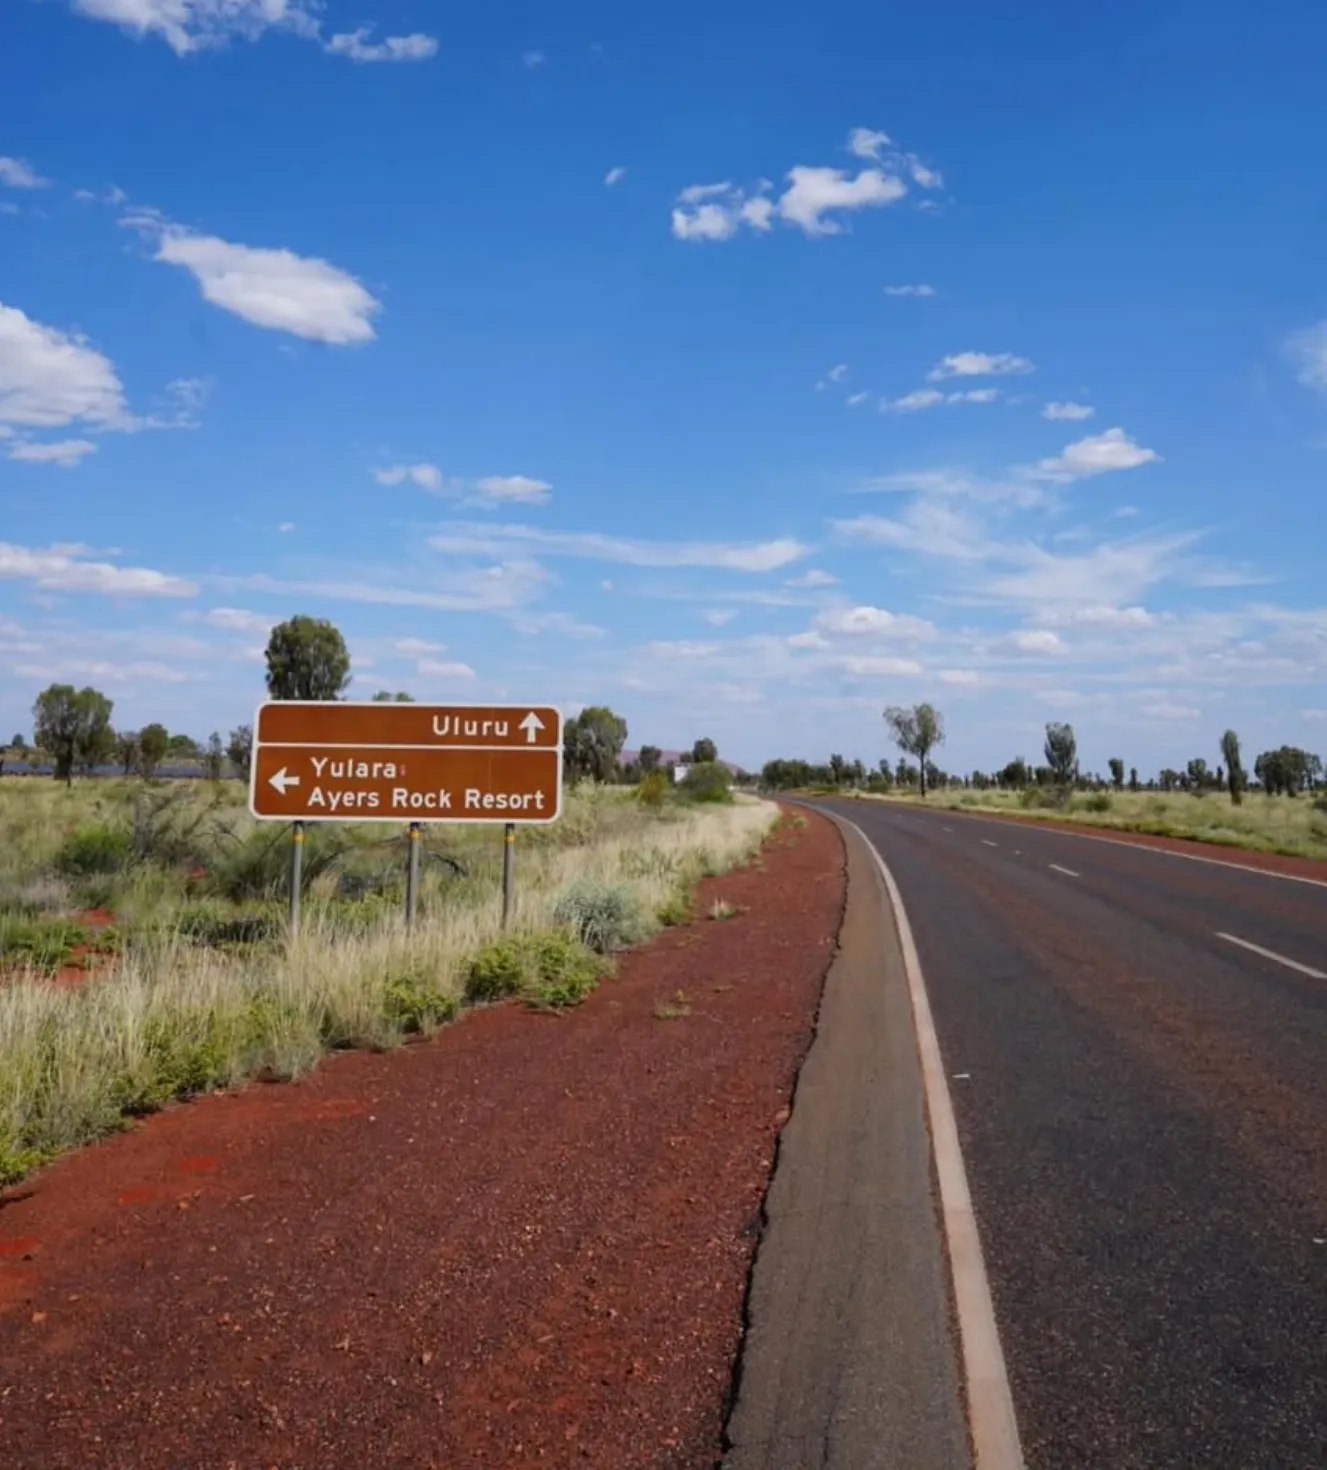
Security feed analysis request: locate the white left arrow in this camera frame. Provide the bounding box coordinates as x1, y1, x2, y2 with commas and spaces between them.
269, 767, 301, 795
520, 711, 545, 744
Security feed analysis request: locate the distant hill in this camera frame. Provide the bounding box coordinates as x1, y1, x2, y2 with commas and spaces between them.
620, 749, 748, 778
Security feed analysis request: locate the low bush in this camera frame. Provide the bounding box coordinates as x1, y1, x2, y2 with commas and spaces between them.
1079, 792, 1113, 813
175, 902, 283, 949
636, 771, 670, 812
205, 826, 344, 902
679, 761, 733, 804
55, 823, 135, 877
0, 915, 86, 972
551, 879, 651, 953
463, 930, 607, 1008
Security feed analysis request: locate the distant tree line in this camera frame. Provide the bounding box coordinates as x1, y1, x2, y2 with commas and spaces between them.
757, 704, 1323, 803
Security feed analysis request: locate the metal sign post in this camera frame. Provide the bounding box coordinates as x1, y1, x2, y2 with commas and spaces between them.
405, 821, 422, 928
288, 821, 305, 937
501, 822, 515, 929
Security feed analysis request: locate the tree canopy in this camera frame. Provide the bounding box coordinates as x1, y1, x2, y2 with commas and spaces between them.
264, 616, 351, 701
883, 703, 944, 797
33, 684, 114, 786
563, 706, 628, 784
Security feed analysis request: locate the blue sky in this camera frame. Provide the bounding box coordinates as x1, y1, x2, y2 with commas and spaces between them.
2, 0, 1325, 776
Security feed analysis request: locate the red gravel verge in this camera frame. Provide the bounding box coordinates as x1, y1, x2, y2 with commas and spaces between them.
0, 809, 846, 1470
859, 798, 1327, 881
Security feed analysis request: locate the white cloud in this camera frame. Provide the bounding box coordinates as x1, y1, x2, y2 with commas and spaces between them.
927, 352, 1034, 381
324, 29, 438, 62
785, 568, 838, 588
6, 438, 97, 467
946, 387, 999, 404
884, 283, 936, 297
0, 157, 48, 189
812, 605, 937, 639
231, 561, 549, 614
1139, 701, 1200, 721
906, 156, 943, 189
981, 534, 1198, 610
883, 388, 945, 413
0, 541, 197, 597
1009, 629, 1066, 655
522, 49, 546, 68
1043, 401, 1095, 421
839, 655, 923, 677
394, 637, 443, 655
604, 167, 627, 187
827, 363, 849, 383
474, 474, 552, 505
846, 390, 870, 407
0, 302, 130, 429
847, 127, 892, 161
1048, 604, 1156, 629
418, 658, 477, 679
777, 166, 907, 235
671, 183, 772, 242
144, 227, 380, 345
201, 607, 271, 632
833, 500, 991, 562
938, 669, 979, 685
375, 462, 444, 491
70, 1, 437, 62
702, 609, 738, 626
1030, 427, 1159, 483
10, 657, 192, 685
277, 521, 296, 533
1288, 322, 1327, 390
427, 522, 808, 572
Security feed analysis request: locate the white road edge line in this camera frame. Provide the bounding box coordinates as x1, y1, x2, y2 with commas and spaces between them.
1049, 864, 1080, 879
981, 839, 999, 848
842, 814, 1025, 1470
1215, 932, 1327, 980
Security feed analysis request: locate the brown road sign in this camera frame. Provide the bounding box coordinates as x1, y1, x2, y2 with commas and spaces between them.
249, 701, 563, 824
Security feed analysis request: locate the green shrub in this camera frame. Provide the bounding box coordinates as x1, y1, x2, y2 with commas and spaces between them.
205, 826, 343, 901
636, 770, 670, 812
1080, 792, 1113, 813
656, 889, 692, 926
551, 879, 651, 953
1020, 787, 1062, 810
0, 915, 86, 971
383, 965, 459, 1032
176, 902, 283, 949
55, 823, 135, 877
463, 930, 606, 1007
679, 761, 733, 804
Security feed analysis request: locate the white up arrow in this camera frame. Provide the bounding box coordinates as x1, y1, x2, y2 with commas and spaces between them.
269, 767, 301, 795
519, 712, 545, 744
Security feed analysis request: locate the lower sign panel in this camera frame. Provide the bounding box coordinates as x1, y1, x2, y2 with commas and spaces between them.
250, 744, 562, 823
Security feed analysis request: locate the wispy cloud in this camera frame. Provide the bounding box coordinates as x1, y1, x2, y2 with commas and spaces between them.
6, 437, 97, 468
522, 49, 546, 68
882, 387, 999, 413
883, 283, 936, 298
604, 166, 627, 187
324, 29, 438, 63
785, 568, 838, 588
127, 216, 380, 345
1042, 401, 1095, 421
927, 352, 1034, 381
1028, 427, 1159, 483
375, 463, 445, 490
672, 127, 936, 242
0, 157, 48, 189
0, 540, 198, 597
474, 475, 552, 506
427, 522, 808, 572
1287, 321, 1327, 390
68, 1, 437, 62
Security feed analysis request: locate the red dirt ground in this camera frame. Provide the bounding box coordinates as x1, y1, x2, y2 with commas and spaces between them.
856, 799, 1327, 880
0, 810, 846, 1470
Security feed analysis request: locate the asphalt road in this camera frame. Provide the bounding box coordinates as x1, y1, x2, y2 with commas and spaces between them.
821, 798, 1327, 1470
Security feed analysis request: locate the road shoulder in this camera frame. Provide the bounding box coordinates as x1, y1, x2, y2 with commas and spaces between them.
723, 815, 972, 1470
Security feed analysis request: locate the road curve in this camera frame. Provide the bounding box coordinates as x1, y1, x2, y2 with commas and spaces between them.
819, 797, 1327, 1470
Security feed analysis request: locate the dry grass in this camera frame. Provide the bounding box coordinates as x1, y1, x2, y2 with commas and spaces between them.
854, 786, 1327, 861
0, 777, 777, 1184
